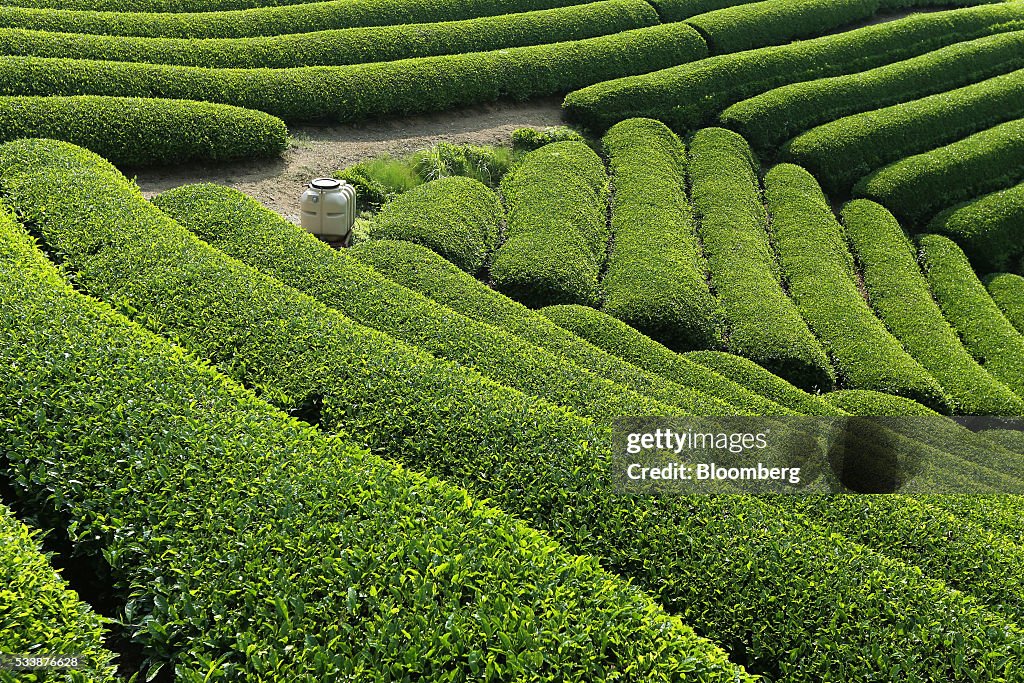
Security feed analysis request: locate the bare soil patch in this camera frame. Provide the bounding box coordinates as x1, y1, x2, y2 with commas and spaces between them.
134, 97, 565, 222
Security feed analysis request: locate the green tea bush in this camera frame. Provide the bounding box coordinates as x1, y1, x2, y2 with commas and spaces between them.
647, 0, 756, 21
538, 304, 801, 414
980, 429, 1024, 454
841, 200, 1024, 415
765, 164, 949, 411
0, 503, 118, 682
987, 272, 1024, 333
153, 183, 734, 417
563, 4, 1024, 131
368, 176, 500, 275
689, 128, 833, 390
601, 118, 721, 350
687, 0, 883, 55
11, 140, 1024, 681
2, 24, 707, 123
684, 350, 844, 415
782, 66, 1024, 194
723, 30, 1024, 152
855, 117, 1024, 226
0, 95, 286, 166
0, 0, 658, 68
511, 125, 587, 151
4, 0, 354, 10
491, 141, 609, 307
927, 180, 1024, 272
822, 389, 939, 416
350, 239, 794, 413
0, 0, 588, 38
0, 212, 742, 682
918, 233, 1024, 398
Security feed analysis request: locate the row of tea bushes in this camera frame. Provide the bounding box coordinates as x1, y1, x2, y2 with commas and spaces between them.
855, 117, 1024, 226
987, 272, 1024, 333
1, 24, 708, 122
0, 502, 118, 682
0, 0, 587, 38
0, 0, 657, 68
821, 389, 939, 416
349, 239, 798, 414
153, 183, 735, 418
563, 3, 1024, 131
0, 207, 739, 682
927, 180, 1024, 272
722, 29, 1024, 151
369, 176, 501, 275
841, 200, 1024, 415
537, 304, 820, 415
919, 233, 1024, 398
688, 128, 833, 390
0, 94, 287, 166
781, 66, 1024, 194
7, 139, 1022, 681
765, 164, 948, 410
491, 141, 609, 307
601, 117, 721, 350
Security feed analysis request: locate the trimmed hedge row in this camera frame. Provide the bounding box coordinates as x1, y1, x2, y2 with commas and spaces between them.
153, 183, 737, 418
782, 66, 1024, 194
2, 0, 336, 10
927, 180, 1024, 273
987, 272, 1024, 334
350, 239, 806, 415
0, 0, 658, 69
601, 117, 721, 350
0, 207, 743, 682
765, 164, 948, 411
563, 3, 1024, 132
919, 233, 1024, 399
0, 503, 118, 682
369, 176, 500, 275
0, 95, 286, 166
841, 200, 1024, 415
0, 0, 589, 38
688, 128, 833, 390
1, 24, 708, 123
10, 141, 1024, 681
686, 0, 886, 55
537, 304, 794, 414
491, 141, 609, 307
822, 389, 939, 416
723, 30, 1024, 152
855, 117, 1024, 227
981, 429, 1024, 455
647, 0, 753, 21
684, 350, 843, 415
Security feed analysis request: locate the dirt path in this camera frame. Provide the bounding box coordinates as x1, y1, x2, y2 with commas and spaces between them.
134, 97, 565, 221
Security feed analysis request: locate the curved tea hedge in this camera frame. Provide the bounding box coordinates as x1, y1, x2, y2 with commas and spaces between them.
369, 176, 501, 275
927, 180, 1024, 272
9, 140, 1024, 682
854, 117, 1024, 226
563, 3, 1024, 131
647, 0, 753, 20
980, 429, 1024, 455
822, 389, 939, 417
350, 239, 793, 414
919, 233, 1024, 399
0, 210, 743, 682
0, 0, 658, 68
987, 272, 1024, 334
0, 0, 589, 38
782, 66, 1024, 194
722, 29, 1024, 152
1, 24, 707, 123
537, 304, 794, 414
0, 502, 118, 682
765, 164, 948, 411
0, 95, 286, 166
491, 141, 609, 307
684, 350, 843, 415
689, 128, 833, 390
841, 200, 1024, 415
601, 117, 720, 350
153, 183, 734, 417
1, 0, 371, 10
